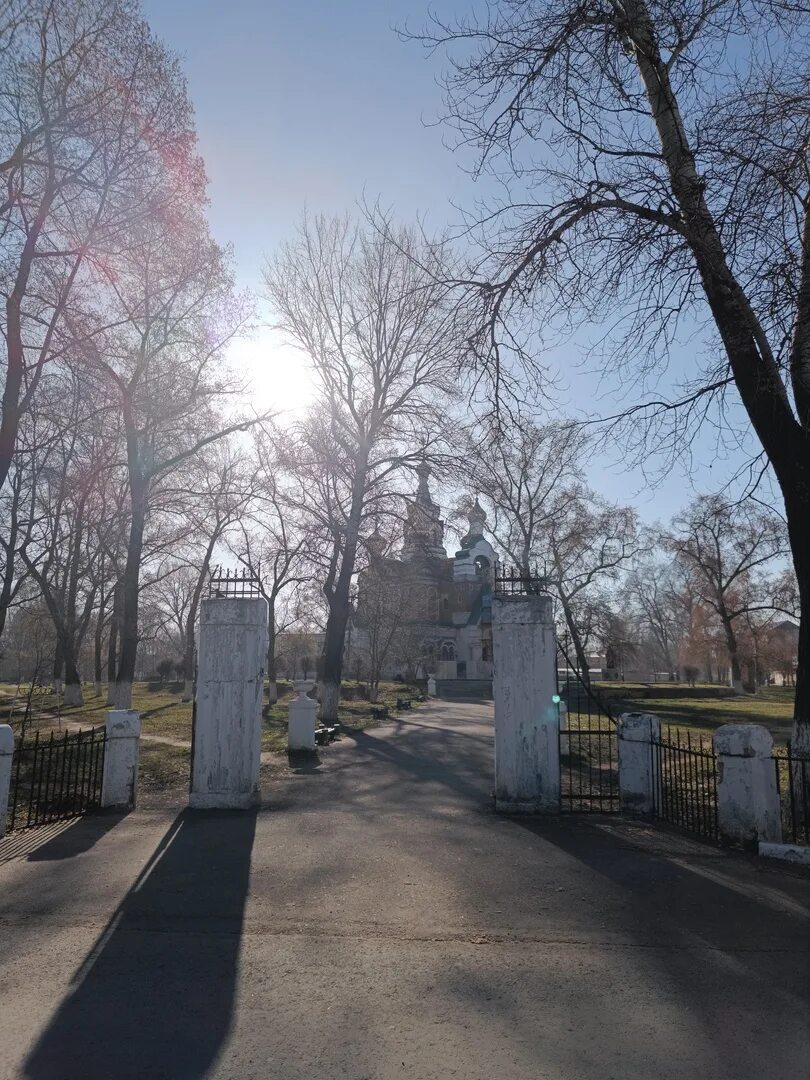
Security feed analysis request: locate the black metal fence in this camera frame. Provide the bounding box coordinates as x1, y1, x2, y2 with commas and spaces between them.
493, 566, 551, 596
208, 565, 262, 598
651, 726, 719, 841
772, 746, 810, 846
557, 639, 619, 813
7, 725, 106, 832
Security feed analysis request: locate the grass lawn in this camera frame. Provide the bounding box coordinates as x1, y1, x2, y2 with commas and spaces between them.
596, 684, 795, 744
0, 678, 425, 789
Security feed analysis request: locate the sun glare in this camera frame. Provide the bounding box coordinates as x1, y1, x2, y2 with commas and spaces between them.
228, 333, 317, 416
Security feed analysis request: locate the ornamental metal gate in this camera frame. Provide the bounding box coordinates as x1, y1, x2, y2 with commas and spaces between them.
557, 638, 619, 813
650, 726, 719, 841
7, 725, 106, 832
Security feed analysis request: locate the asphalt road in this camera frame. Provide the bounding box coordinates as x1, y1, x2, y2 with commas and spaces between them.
0, 700, 808, 1080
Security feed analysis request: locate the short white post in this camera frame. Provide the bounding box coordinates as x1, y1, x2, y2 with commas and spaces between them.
288, 679, 317, 752
190, 596, 268, 810
492, 593, 560, 813
0, 725, 14, 837
618, 712, 660, 816
713, 723, 781, 847
427, 674, 437, 697
101, 710, 141, 810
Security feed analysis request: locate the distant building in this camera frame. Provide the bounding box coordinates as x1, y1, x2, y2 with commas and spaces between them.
355, 464, 495, 687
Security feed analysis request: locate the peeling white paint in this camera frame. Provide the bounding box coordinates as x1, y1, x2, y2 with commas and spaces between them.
492, 595, 560, 813
618, 713, 661, 816
714, 724, 782, 846
101, 710, 141, 810
190, 597, 268, 810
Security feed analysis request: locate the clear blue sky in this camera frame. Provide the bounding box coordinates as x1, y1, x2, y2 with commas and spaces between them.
141, 0, 771, 524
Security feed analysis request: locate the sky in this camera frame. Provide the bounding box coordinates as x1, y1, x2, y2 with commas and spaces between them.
140, 0, 771, 526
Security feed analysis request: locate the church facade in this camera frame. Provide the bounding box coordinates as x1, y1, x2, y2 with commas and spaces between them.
354, 465, 496, 685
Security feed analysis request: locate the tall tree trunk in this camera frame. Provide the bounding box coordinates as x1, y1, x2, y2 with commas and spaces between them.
627, 0, 810, 744
718, 613, 744, 694
182, 534, 218, 702
52, 639, 63, 694
785, 485, 810, 756
114, 475, 148, 710
266, 595, 277, 705
62, 643, 83, 707
560, 596, 589, 687
318, 448, 369, 723
93, 596, 106, 697
106, 580, 121, 704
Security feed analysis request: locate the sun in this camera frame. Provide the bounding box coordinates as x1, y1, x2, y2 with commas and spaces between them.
227, 331, 317, 416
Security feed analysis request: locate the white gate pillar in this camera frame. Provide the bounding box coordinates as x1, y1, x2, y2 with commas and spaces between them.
713, 723, 781, 847
618, 713, 660, 816
190, 596, 268, 810
101, 710, 141, 809
492, 593, 560, 813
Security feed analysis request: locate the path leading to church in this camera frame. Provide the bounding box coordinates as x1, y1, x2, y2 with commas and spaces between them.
0, 701, 808, 1080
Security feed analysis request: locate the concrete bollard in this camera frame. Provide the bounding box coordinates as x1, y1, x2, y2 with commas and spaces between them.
190, 596, 268, 810
101, 710, 141, 810
713, 723, 781, 847
0, 725, 14, 837
492, 593, 560, 813
288, 680, 318, 752
618, 713, 660, 816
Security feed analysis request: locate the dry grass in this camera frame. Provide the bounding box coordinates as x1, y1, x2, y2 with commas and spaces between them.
0, 678, 425, 788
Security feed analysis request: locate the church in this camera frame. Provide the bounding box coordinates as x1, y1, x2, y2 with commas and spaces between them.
354, 464, 496, 693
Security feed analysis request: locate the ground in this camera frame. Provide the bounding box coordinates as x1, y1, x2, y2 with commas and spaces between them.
593, 683, 795, 742
0, 700, 807, 1080
0, 678, 417, 804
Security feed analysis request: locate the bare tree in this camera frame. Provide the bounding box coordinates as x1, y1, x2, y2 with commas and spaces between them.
414, 0, 810, 749
265, 214, 465, 722
465, 416, 587, 573
468, 413, 636, 680
664, 496, 787, 692
0, 0, 205, 497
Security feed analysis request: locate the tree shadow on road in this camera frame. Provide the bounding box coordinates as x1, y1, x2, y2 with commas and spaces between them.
23, 808, 257, 1080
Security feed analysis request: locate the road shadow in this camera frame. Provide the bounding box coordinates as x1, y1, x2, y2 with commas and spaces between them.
24, 808, 257, 1080
26, 811, 126, 861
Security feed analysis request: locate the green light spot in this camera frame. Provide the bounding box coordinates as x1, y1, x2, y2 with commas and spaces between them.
552, 694, 561, 704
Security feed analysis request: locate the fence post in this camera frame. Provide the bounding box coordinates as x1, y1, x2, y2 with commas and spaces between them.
492, 592, 559, 813
713, 723, 781, 847
618, 713, 660, 816
0, 725, 13, 838
101, 710, 141, 810
288, 680, 317, 752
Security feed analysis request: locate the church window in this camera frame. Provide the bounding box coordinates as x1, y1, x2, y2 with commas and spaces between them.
440, 641, 456, 661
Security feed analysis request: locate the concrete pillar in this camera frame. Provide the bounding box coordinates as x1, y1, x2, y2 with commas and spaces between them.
0, 725, 13, 838
101, 710, 141, 810
618, 712, 660, 816
492, 593, 559, 813
427, 675, 437, 697
713, 723, 781, 847
190, 596, 268, 810
288, 680, 317, 752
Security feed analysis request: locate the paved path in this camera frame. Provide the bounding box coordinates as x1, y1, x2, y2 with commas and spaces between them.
0, 701, 808, 1080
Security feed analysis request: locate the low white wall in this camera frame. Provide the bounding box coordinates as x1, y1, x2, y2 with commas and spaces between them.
101, 710, 141, 810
